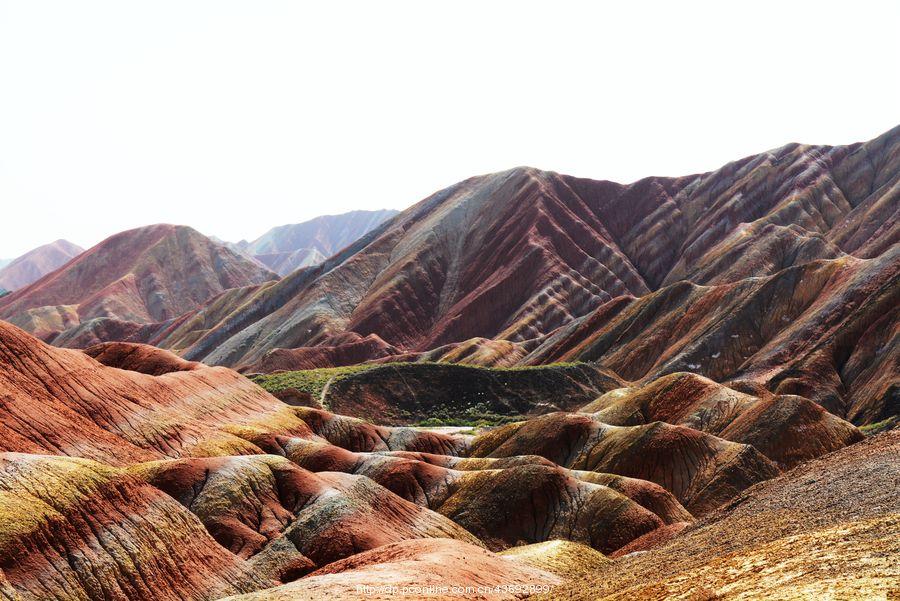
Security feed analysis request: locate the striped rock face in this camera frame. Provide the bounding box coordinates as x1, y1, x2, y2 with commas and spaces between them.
0, 321, 706, 600
579, 372, 864, 469
525, 247, 899, 427
0, 320, 315, 464
1, 125, 897, 598
542, 430, 900, 600
466, 412, 781, 516
120, 128, 898, 430
0, 453, 272, 600
131, 455, 481, 576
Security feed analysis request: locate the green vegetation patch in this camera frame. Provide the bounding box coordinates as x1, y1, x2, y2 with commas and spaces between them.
252, 364, 380, 401
412, 413, 526, 428
859, 415, 899, 436
253, 360, 598, 422
253, 361, 587, 399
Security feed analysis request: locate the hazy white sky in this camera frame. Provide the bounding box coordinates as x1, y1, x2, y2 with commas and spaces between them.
1, 1, 897, 258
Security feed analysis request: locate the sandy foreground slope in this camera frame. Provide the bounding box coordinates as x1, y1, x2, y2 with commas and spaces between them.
541, 430, 900, 600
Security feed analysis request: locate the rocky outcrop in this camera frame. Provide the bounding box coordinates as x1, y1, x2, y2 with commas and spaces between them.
134, 455, 479, 575
0, 453, 270, 601
250, 333, 401, 372
433, 464, 666, 553
48, 314, 175, 348
84, 341, 202, 375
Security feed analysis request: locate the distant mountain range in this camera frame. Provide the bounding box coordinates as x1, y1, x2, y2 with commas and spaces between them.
236, 209, 399, 275
0, 239, 83, 291
0, 210, 398, 344
0, 225, 278, 344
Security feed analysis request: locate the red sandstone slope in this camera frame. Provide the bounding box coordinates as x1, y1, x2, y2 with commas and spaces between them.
467, 413, 780, 516
219, 538, 561, 601
0, 239, 83, 291
579, 373, 863, 469
164, 126, 897, 384
1, 319, 879, 599
0, 224, 277, 343
0, 453, 272, 600
0, 321, 703, 599
84, 340, 203, 375
0, 319, 313, 464
135, 454, 481, 573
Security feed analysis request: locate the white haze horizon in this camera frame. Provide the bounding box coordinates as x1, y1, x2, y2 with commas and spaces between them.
1, 1, 898, 258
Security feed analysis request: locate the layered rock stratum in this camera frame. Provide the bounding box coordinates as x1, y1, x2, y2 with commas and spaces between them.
84, 125, 895, 429
0, 317, 886, 599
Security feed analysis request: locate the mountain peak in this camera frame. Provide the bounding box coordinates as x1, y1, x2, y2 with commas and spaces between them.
0, 225, 277, 340
0, 239, 84, 291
